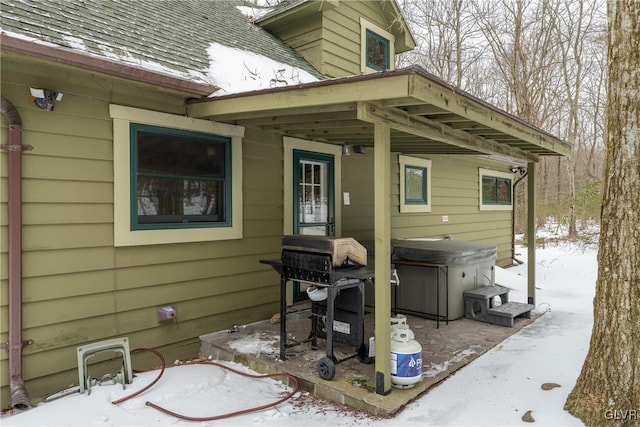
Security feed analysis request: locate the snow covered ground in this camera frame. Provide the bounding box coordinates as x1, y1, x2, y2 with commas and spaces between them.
2, 239, 597, 427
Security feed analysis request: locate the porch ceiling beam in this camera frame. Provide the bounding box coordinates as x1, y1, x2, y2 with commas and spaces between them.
187, 75, 411, 119
238, 109, 358, 127
286, 126, 374, 137
447, 123, 493, 131
407, 74, 571, 157
207, 102, 357, 123
259, 119, 366, 132
357, 102, 539, 162
402, 104, 449, 115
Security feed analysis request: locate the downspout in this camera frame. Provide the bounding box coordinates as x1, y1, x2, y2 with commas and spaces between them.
511, 169, 528, 265
1, 95, 33, 409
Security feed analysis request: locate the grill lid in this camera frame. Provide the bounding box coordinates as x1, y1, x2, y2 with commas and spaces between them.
282, 235, 367, 267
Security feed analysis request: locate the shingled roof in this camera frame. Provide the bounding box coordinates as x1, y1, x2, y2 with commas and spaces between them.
0, 0, 324, 89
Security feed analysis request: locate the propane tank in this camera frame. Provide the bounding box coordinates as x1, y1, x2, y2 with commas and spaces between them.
390, 323, 422, 388
390, 314, 407, 328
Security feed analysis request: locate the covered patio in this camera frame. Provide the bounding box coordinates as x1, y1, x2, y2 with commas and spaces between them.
199, 304, 538, 416
187, 66, 571, 395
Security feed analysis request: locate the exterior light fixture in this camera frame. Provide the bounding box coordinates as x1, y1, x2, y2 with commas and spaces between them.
353, 145, 366, 154
29, 87, 63, 111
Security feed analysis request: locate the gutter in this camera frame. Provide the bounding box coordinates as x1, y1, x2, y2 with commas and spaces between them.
0, 95, 33, 410
1, 33, 218, 97
512, 169, 529, 265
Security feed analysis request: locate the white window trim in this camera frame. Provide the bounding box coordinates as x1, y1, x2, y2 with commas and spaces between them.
360, 17, 395, 74
479, 168, 513, 211
110, 105, 245, 246
399, 155, 432, 213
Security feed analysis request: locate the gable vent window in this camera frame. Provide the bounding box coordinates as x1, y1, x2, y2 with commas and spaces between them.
360, 18, 395, 74
366, 29, 390, 71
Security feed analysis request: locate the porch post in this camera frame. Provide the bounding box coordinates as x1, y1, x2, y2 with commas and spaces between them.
373, 122, 392, 395
527, 161, 536, 305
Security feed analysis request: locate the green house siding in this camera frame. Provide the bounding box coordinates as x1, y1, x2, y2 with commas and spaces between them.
0, 53, 284, 406
263, 1, 398, 78
323, 1, 392, 77
2, 53, 516, 407
342, 153, 515, 267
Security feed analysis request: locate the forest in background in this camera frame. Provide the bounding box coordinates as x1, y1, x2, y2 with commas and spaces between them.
396, 0, 607, 239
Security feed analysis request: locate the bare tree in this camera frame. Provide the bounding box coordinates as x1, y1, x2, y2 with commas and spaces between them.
553, 0, 605, 236
398, 0, 485, 90
398, 0, 606, 233
564, 1, 640, 424
471, 0, 563, 123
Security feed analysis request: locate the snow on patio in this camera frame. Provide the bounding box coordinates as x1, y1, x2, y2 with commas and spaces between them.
1, 239, 597, 426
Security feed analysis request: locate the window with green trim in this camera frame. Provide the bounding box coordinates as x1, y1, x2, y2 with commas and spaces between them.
404, 165, 428, 204
481, 176, 511, 205
360, 18, 395, 74
479, 168, 513, 211
399, 155, 432, 213
130, 123, 231, 230
365, 29, 390, 71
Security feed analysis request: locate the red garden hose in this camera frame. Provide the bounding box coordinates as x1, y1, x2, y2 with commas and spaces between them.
111, 348, 166, 405
111, 348, 300, 422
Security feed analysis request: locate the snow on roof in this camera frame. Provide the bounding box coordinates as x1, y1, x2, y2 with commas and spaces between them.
236, 5, 274, 21
207, 42, 320, 96
1, 0, 324, 96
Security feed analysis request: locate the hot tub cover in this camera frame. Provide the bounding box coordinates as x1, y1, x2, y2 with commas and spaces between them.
392, 239, 497, 265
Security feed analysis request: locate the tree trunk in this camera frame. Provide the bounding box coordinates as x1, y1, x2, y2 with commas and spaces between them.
564, 1, 640, 425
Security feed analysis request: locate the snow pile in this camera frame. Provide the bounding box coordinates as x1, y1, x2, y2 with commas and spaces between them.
236, 5, 274, 21
228, 332, 280, 356
422, 345, 484, 378
206, 42, 319, 96
1, 242, 597, 426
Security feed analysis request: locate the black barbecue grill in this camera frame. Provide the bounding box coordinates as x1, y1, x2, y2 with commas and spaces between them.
261, 235, 375, 380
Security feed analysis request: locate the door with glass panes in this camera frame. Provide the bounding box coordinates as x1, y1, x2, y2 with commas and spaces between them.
292, 150, 335, 301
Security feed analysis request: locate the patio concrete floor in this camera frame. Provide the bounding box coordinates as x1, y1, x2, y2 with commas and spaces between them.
199, 305, 537, 418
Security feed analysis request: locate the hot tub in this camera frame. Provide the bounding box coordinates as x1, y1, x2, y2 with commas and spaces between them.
391, 239, 497, 320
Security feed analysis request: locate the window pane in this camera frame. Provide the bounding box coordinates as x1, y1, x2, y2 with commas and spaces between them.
405, 166, 426, 203
137, 132, 224, 178
482, 177, 497, 203
299, 160, 329, 225
137, 177, 224, 223
497, 178, 511, 203
366, 29, 389, 70
133, 125, 229, 226
304, 163, 312, 184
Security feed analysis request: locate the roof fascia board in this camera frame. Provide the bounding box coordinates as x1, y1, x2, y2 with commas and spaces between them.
187, 74, 411, 119
407, 73, 571, 157
257, 0, 339, 27
357, 102, 539, 162
1, 33, 217, 97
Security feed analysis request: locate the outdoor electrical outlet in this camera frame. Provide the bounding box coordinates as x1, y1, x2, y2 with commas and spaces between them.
158, 306, 176, 321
